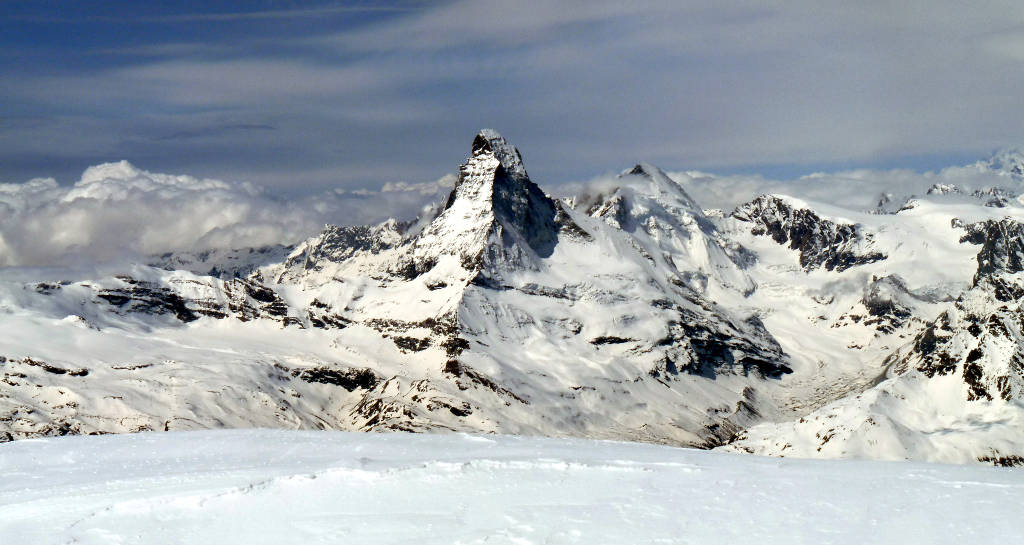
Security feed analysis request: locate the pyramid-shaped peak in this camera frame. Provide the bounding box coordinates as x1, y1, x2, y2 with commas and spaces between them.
619, 162, 697, 205
416, 129, 588, 271
472, 129, 527, 178
621, 163, 684, 191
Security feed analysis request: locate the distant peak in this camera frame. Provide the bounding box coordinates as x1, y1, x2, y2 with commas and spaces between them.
625, 163, 655, 177
618, 162, 697, 206
985, 148, 1024, 177
927, 183, 962, 195
620, 163, 674, 185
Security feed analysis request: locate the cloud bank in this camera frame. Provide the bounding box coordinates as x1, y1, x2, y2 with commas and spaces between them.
1, 150, 1022, 267
0, 162, 452, 267
671, 151, 1024, 212
563, 150, 1024, 216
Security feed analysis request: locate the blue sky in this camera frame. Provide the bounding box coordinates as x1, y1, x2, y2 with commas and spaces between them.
2, 1, 1023, 192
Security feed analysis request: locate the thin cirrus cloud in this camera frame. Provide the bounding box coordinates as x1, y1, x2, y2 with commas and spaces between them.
1, 1, 1023, 203
9, 4, 410, 24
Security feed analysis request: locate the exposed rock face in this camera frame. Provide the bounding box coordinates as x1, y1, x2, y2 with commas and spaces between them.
470, 129, 573, 256
961, 218, 1024, 282
45, 274, 297, 326
732, 195, 886, 271
886, 267, 1024, 406
414, 129, 588, 282
277, 220, 410, 283
663, 310, 790, 379
95, 276, 203, 323
859, 275, 919, 334
890, 218, 1024, 401
927, 183, 962, 196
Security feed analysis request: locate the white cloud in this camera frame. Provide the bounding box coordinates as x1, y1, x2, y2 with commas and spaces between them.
669, 154, 1024, 212
563, 151, 1024, 215
4, 150, 1022, 268
0, 162, 451, 267
381, 174, 457, 195
982, 31, 1024, 62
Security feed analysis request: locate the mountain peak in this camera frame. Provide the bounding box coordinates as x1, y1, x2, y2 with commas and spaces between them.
445, 129, 543, 213
471, 129, 527, 179
621, 162, 683, 190
617, 162, 703, 212
624, 163, 658, 178
415, 131, 587, 275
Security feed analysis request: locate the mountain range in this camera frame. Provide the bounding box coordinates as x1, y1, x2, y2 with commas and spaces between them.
3, 130, 1024, 465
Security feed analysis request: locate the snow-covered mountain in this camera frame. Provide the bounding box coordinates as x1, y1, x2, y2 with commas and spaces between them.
724, 216, 1024, 464
4, 131, 1024, 465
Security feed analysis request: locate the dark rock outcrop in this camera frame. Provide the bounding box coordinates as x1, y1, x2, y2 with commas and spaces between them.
733, 195, 885, 271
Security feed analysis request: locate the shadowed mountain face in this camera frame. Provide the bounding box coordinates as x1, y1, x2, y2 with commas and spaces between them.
442, 129, 586, 263
7, 131, 1024, 465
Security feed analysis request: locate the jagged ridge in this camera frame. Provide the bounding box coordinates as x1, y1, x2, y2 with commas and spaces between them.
733, 194, 886, 271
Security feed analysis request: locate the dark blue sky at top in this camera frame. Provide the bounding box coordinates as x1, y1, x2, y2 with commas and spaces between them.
2, 1, 1022, 193
1, 1, 400, 71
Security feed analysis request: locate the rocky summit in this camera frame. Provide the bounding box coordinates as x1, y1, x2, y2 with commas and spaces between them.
5, 130, 1024, 465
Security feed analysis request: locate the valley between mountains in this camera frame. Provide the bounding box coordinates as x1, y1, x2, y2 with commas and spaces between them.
4, 130, 1024, 465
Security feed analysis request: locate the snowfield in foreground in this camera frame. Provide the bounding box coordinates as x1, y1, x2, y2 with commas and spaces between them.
1, 430, 1022, 544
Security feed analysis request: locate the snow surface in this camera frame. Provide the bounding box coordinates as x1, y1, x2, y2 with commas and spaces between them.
2, 430, 1023, 545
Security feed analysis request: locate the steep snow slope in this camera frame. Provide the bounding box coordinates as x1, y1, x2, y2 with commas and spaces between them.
572, 163, 755, 299
3, 430, 1024, 545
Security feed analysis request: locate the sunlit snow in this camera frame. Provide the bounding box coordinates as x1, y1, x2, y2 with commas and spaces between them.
2, 430, 1022, 544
